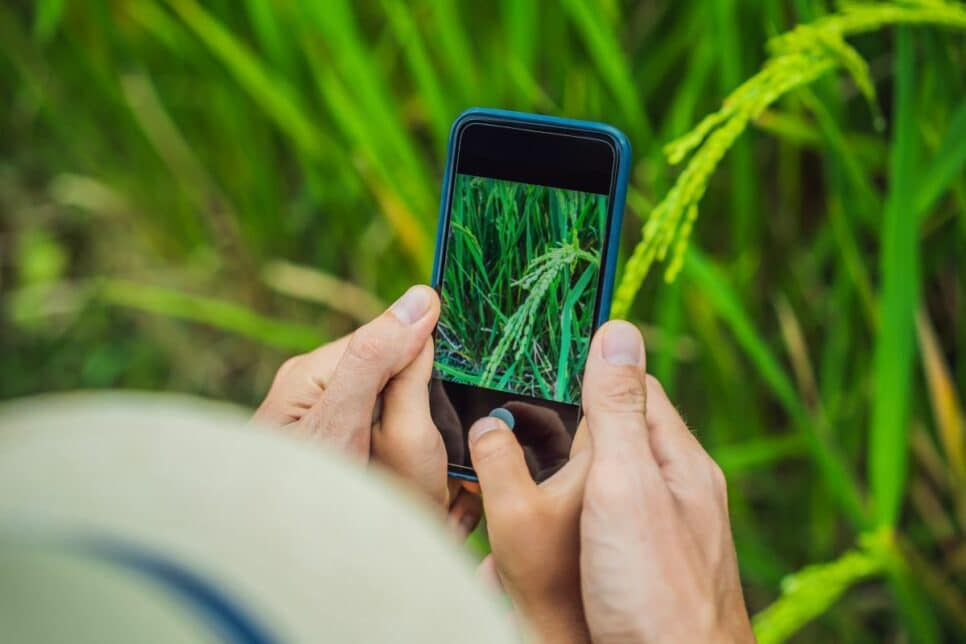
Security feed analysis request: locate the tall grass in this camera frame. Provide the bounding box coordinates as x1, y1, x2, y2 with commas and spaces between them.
2, 1, 965, 641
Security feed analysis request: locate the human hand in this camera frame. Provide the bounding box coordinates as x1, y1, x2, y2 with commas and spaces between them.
579, 320, 754, 643
252, 285, 468, 513
466, 411, 592, 643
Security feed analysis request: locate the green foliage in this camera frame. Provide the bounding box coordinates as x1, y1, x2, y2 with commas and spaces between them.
611, 0, 966, 317
2, 1, 965, 641
436, 176, 604, 403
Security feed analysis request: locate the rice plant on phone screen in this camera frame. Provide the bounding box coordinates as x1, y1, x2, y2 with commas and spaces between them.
435, 175, 606, 404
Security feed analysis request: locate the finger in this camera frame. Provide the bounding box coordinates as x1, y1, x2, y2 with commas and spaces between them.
581, 320, 654, 467
299, 334, 352, 387
541, 445, 591, 499
251, 334, 352, 427
372, 339, 448, 505
446, 488, 483, 540
467, 416, 538, 506
643, 375, 706, 470
303, 285, 439, 456
643, 376, 727, 515
569, 417, 590, 457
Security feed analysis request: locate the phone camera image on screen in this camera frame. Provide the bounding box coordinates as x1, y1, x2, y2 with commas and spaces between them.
431, 115, 623, 483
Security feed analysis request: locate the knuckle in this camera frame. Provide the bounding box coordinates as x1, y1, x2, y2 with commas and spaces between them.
345, 331, 386, 365
598, 377, 647, 413
498, 496, 538, 524
706, 457, 728, 498
473, 430, 518, 464
274, 355, 304, 383
586, 468, 636, 504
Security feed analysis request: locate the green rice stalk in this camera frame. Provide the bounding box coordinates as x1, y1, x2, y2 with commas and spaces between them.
612, 0, 966, 318
752, 529, 892, 644
480, 241, 598, 392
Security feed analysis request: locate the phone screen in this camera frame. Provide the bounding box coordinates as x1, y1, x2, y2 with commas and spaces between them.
431, 119, 618, 481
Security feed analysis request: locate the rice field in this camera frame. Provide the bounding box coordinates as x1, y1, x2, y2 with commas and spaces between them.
435, 175, 606, 404
1, 1, 965, 642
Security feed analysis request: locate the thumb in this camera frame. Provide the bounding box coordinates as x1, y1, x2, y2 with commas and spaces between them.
581, 320, 655, 467
467, 416, 537, 509
302, 285, 439, 455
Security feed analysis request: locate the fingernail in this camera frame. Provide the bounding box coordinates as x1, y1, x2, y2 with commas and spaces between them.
602, 321, 643, 365
390, 285, 431, 325
488, 407, 515, 430
468, 416, 506, 445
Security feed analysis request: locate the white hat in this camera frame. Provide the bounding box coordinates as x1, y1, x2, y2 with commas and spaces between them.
0, 392, 516, 643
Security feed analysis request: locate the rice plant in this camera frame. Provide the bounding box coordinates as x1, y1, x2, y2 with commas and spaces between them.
612, 0, 966, 317
435, 175, 605, 403
2, 0, 965, 641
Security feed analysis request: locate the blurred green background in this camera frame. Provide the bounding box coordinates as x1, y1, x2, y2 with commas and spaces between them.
1, 1, 964, 642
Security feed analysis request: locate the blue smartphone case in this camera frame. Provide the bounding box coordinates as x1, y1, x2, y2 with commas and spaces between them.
432, 108, 632, 481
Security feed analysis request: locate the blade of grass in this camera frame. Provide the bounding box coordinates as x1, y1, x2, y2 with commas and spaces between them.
712, 434, 807, 476
711, 0, 759, 259
561, 0, 652, 141
260, 260, 385, 324
869, 27, 920, 529
428, 0, 479, 104
100, 279, 324, 352
165, 0, 332, 161
916, 308, 966, 482
555, 264, 595, 400
33, 0, 66, 43
381, 0, 453, 150
243, 0, 296, 77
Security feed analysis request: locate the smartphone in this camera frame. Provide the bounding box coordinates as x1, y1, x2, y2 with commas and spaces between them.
430, 108, 630, 482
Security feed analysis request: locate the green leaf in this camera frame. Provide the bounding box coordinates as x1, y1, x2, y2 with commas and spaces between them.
100, 279, 325, 352
561, 0, 651, 141
869, 27, 920, 528
33, 0, 66, 43
165, 0, 331, 160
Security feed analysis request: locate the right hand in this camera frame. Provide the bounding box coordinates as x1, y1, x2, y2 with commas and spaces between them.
469, 320, 754, 643
579, 320, 754, 643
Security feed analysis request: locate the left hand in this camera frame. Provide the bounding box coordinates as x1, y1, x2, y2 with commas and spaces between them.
253, 285, 479, 526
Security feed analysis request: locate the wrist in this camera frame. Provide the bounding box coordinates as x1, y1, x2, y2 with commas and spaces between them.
516, 596, 590, 644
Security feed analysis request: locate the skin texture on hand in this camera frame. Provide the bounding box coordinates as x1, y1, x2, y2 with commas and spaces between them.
579, 321, 755, 644
252, 285, 481, 531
